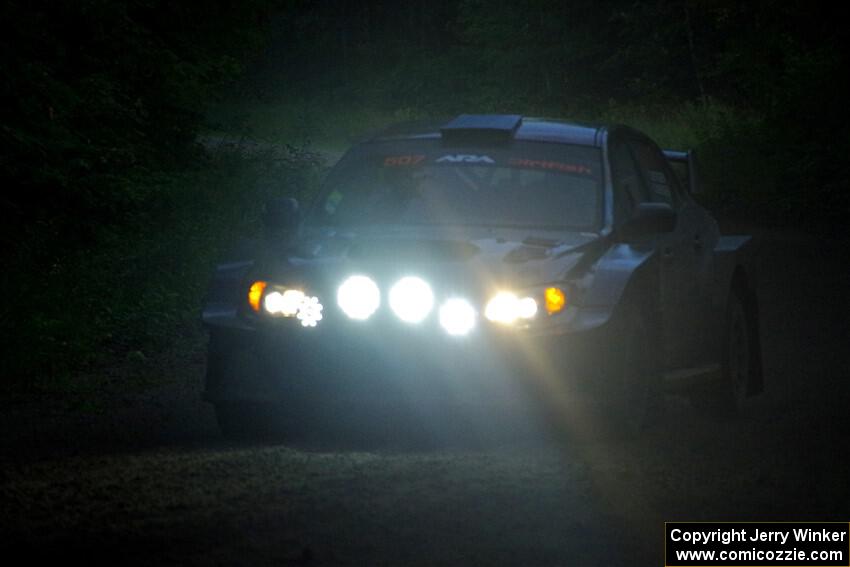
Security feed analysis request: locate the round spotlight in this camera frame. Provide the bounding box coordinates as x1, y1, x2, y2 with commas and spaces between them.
439, 298, 476, 336
337, 275, 380, 320
389, 276, 434, 323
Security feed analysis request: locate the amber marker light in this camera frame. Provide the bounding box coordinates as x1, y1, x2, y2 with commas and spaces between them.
545, 287, 566, 314
248, 281, 267, 313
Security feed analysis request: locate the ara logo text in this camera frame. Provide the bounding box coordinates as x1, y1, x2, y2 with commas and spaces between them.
436, 154, 495, 164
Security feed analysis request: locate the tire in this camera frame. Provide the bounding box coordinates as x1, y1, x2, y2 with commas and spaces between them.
592, 303, 661, 437
690, 286, 751, 416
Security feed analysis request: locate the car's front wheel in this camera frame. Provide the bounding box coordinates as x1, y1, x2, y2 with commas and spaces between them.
605, 304, 661, 434
560, 302, 661, 439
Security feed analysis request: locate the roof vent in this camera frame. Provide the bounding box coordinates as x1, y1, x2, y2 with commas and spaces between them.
440, 114, 522, 144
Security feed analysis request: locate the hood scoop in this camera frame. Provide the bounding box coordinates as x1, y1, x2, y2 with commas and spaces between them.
503, 236, 560, 263
346, 238, 480, 262
503, 246, 550, 263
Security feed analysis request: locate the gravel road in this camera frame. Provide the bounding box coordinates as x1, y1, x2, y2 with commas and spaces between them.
1, 228, 848, 566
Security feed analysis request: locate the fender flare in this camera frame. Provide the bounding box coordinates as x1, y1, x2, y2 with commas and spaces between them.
567, 243, 657, 333
713, 235, 763, 394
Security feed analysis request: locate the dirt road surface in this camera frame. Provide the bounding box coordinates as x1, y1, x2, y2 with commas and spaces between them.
2, 228, 848, 566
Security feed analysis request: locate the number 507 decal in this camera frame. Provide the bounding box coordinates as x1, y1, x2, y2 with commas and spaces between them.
384, 155, 426, 166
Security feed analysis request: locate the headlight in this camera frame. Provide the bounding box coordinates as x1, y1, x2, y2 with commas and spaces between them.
294, 295, 324, 327
484, 292, 538, 324
484, 286, 566, 325
264, 289, 305, 317
249, 281, 323, 327
439, 298, 476, 336
337, 275, 380, 320
389, 276, 434, 323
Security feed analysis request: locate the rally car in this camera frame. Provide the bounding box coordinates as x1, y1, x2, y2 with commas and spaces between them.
202, 114, 762, 439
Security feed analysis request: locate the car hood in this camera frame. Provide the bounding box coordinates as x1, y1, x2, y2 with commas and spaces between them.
264, 226, 601, 295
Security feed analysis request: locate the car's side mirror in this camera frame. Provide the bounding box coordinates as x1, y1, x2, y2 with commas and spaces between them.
619, 202, 677, 240
263, 197, 301, 232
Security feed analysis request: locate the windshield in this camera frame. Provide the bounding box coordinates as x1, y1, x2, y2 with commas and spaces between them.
308, 140, 603, 231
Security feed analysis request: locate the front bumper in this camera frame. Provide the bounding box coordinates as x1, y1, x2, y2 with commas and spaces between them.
203, 311, 604, 407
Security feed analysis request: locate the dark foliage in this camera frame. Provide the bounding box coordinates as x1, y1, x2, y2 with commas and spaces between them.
1, 0, 270, 241
0, 0, 277, 385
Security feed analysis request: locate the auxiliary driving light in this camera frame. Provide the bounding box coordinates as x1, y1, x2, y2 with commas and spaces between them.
439, 298, 476, 336
389, 276, 434, 323
484, 292, 538, 324
337, 275, 381, 320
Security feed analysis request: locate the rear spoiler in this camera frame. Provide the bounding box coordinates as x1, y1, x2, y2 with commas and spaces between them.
663, 149, 700, 195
